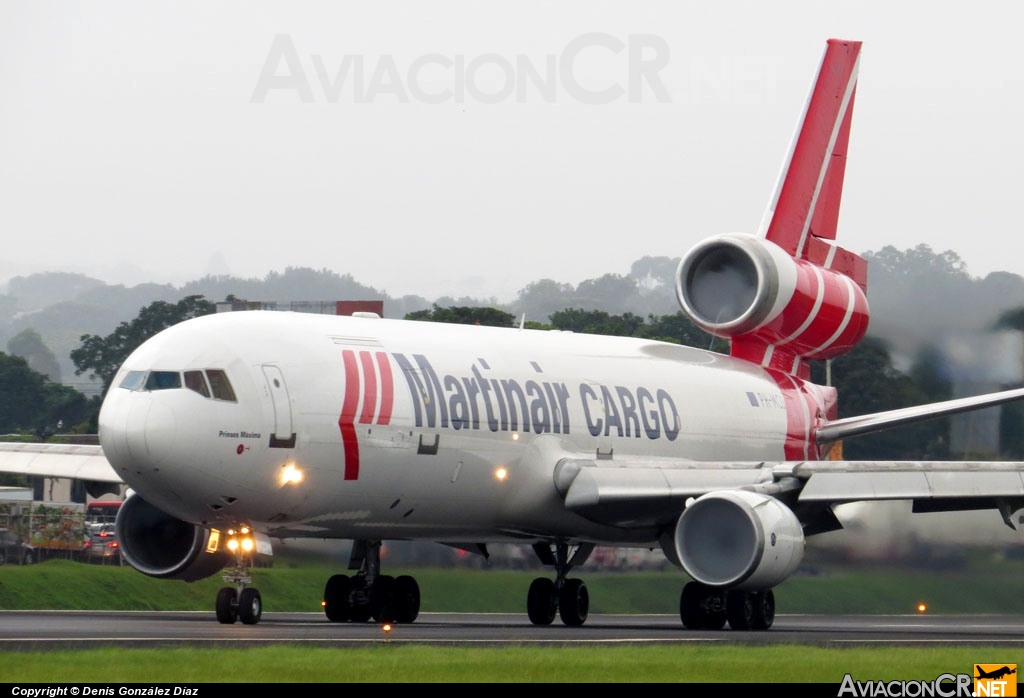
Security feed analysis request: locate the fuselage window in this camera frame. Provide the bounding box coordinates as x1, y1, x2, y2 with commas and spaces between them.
184, 370, 211, 398
145, 371, 182, 391
119, 371, 147, 391
206, 370, 237, 402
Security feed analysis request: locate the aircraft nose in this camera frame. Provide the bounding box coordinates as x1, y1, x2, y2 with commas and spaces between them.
99, 390, 180, 474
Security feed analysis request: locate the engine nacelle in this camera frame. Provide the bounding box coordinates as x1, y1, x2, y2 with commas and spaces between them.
115, 493, 231, 582
675, 233, 869, 362
666, 490, 805, 589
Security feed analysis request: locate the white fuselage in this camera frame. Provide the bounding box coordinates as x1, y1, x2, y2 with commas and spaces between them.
98, 311, 801, 546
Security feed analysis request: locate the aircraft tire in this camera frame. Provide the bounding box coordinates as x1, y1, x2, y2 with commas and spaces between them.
726, 590, 754, 630
558, 578, 589, 627
392, 575, 421, 623
527, 577, 557, 626
238, 587, 262, 625
680, 582, 706, 629
751, 589, 775, 630
323, 574, 352, 622
215, 587, 238, 624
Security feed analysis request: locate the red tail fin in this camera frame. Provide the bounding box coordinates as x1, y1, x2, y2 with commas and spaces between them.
758, 39, 866, 291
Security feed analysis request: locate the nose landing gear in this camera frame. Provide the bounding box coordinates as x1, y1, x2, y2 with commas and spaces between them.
214, 525, 263, 625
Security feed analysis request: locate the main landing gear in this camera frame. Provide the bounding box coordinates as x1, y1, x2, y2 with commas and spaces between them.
215, 525, 263, 625
526, 541, 595, 627
679, 581, 775, 631
322, 540, 421, 624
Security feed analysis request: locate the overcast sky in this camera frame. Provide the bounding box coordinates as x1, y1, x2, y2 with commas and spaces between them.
2, 1, 1022, 302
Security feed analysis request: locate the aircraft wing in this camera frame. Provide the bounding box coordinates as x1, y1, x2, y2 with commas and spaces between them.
556, 457, 1024, 530
0, 442, 121, 484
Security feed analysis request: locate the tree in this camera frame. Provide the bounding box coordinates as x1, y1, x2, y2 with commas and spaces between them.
811, 337, 947, 459
404, 305, 516, 328
549, 308, 645, 337
7, 328, 61, 382
0, 352, 98, 434
71, 295, 216, 395
638, 312, 726, 351
994, 307, 1024, 333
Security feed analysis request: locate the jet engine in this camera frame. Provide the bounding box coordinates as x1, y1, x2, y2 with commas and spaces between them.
115, 493, 230, 582
675, 233, 869, 361
665, 490, 805, 589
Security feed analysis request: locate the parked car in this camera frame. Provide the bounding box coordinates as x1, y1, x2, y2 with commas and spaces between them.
0, 528, 34, 565
82, 526, 120, 563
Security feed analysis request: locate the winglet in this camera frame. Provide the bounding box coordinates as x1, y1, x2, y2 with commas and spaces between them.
758, 39, 865, 290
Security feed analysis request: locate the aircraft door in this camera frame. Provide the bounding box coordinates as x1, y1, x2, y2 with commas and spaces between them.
262, 364, 296, 448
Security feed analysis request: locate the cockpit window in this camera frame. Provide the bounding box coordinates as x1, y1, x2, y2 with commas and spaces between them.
117, 368, 236, 401
119, 371, 147, 391
145, 371, 182, 390
184, 370, 211, 398
206, 370, 237, 402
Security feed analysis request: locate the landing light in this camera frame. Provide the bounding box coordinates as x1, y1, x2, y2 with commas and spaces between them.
382, 622, 393, 642
225, 528, 255, 554
281, 463, 304, 485
494, 467, 508, 482
917, 602, 927, 614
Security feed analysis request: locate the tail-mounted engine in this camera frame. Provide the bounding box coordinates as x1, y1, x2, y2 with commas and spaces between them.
675, 233, 869, 374
115, 493, 231, 582
662, 490, 805, 589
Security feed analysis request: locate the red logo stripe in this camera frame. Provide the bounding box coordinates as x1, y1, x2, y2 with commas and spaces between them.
358, 351, 378, 424
375, 351, 394, 425
339, 349, 361, 480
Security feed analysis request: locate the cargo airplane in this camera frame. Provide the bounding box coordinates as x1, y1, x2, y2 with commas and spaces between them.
4, 38, 1024, 630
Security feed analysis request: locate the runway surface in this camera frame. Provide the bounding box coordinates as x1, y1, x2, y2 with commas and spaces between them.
3, 611, 1024, 650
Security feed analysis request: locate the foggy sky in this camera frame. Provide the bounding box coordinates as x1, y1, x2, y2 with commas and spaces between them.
3, 1, 1023, 302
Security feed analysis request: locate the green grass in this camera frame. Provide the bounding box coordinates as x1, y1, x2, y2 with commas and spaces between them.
1, 553, 1022, 682
0, 645, 1009, 683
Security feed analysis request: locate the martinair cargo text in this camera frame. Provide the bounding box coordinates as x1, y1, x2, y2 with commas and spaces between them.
4, 38, 1024, 631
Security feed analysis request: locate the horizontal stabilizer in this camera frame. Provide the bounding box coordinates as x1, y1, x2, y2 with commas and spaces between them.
815, 386, 1024, 444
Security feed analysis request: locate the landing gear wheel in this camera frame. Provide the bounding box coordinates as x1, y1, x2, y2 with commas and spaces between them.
371, 575, 396, 622
216, 587, 238, 624
727, 590, 754, 630
349, 593, 373, 623
238, 587, 262, 625
681, 582, 727, 629
751, 589, 775, 630
323, 574, 352, 622
705, 609, 727, 630
349, 604, 372, 622
680, 582, 705, 629
558, 578, 589, 627
392, 575, 421, 623
527, 577, 557, 626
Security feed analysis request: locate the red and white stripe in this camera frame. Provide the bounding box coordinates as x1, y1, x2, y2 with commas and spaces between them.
338, 349, 395, 480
